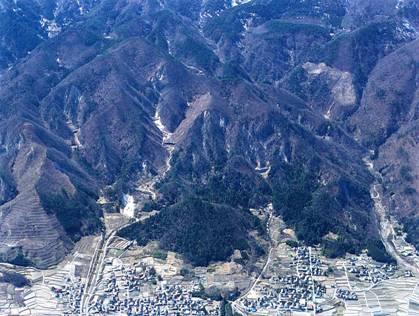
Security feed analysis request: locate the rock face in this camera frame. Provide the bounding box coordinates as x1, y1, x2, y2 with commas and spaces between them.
352, 39, 419, 249
0, 0, 417, 267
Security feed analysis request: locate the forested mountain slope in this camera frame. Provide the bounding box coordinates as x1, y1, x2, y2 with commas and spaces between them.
0, 0, 417, 267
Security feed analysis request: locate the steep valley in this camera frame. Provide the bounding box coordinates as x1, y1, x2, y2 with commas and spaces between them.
0, 0, 417, 277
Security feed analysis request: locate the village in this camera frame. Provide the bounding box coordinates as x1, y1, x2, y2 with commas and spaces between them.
41, 213, 222, 316
231, 203, 419, 315
238, 246, 327, 314
0, 207, 418, 316
233, 243, 417, 315
75, 261, 218, 315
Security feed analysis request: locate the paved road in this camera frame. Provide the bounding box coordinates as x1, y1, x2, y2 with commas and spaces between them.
80, 219, 139, 315
83, 230, 116, 315
80, 136, 175, 315
232, 205, 275, 315
80, 234, 103, 315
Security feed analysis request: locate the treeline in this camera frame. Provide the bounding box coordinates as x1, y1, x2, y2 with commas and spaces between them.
121, 154, 395, 265
220, 300, 241, 316
39, 189, 102, 241
0, 270, 30, 287
403, 216, 419, 250
272, 162, 394, 262
119, 197, 263, 266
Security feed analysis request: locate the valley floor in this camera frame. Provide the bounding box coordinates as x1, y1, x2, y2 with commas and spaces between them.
0, 201, 418, 316
1, 155, 418, 316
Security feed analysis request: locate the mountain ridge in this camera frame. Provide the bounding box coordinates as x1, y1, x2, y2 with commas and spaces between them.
0, 0, 417, 268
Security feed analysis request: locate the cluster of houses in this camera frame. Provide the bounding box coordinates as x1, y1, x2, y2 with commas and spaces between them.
400, 245, 417, 258
90, 283, 218, 315
291, 247, 326, 277
101, 263, 158, 294
240, 246, 327, 314
336, 288, 358, 301
86, 263, 218, 315
51, 277, 84, 314
347, 257, 398, 284
242, 279, 325, 313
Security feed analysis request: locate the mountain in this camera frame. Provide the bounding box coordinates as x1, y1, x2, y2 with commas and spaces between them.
0, 0, 417, 268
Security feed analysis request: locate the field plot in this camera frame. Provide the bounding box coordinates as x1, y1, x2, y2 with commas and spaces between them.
0, 211, 418, 316
232, 213, 419, 316
408, 282, 419, 315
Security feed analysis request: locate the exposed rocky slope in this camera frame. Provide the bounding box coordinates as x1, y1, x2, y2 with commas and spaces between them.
0, 0, 417, 267
355, 39, 419, 249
